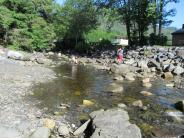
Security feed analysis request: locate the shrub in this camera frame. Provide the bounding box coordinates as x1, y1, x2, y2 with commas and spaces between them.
149, 33, 168, 46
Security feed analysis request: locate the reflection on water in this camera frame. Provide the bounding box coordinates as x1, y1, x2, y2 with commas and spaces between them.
31, 63, 184, 137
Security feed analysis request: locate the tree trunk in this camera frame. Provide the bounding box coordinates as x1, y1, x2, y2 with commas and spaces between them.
158, 0, 163, 36
153, 0, 157, 35
126, 0, 131, 46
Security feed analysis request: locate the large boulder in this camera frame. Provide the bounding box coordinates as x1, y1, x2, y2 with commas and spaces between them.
162, 72, 174, 80
176, 49, 184, 58
90, 109, 142, 138
148, 59, 161, 71
58, 123, 71, 136
173, 66, 184, 75
110, 64, 141, 75
138, 60, 149, 69
7, 50, 24, 60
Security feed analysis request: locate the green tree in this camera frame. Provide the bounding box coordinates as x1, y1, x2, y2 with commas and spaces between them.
63, 0, 98, 45
158, 0, 178, 36
0, 0, 57, 51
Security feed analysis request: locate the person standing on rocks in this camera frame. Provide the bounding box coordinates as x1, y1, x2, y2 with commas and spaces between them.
117, 47, 124, 64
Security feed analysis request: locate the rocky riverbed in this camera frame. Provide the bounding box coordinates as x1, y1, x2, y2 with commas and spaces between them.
0, 46, 184, 138
0, 48, 142, 138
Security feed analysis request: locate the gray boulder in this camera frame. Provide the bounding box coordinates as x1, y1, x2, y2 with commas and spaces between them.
7, 50, 24, 60
138, 60, 149, 69
90, 109, 142, 138
110, 64, 141, 75
173, 66, 184, 75
148, 59, 161, 71
58, 123, 71, 136
176, 49, 184, 58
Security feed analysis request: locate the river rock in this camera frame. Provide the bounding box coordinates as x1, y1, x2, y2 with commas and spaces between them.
142, 78, 150, 83
110, 64, 141, 75
43, 118, 56, 130
113, 75, 124, 81
73, 119, 91, 136
30, 127, 50, 138
140, 91, 154, 96
7, 50, 24, 60
173, 66, 184, 75
132, 100, 143, 108
83, 100, 95, 107
125, 73, 135, 81
58, 53, 62, 57
148, 59, 161, 71
118, 103, 127, 110
58, 123, 70, 136
166, 83, 175, 87
124, 59, 135, 65
162, 72, 174, 80
90, 109, 142, 138
176, 49, 184, 58
175, 100, 184, 112
48, 52, 54, 56
138, 60, 148, 69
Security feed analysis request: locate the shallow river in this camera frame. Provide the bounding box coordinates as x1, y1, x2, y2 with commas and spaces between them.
32, 63, 184, 137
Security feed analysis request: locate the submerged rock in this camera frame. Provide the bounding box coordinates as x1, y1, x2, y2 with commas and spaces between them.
83, 100, 95, 107
132, 100, 143, 108
140, 91, 154, 96
90, 109, 142, 138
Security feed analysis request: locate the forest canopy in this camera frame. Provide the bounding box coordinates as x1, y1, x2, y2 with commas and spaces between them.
0, 0, 179, 52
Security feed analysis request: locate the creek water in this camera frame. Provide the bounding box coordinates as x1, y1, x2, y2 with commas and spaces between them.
32, 63, 184, 137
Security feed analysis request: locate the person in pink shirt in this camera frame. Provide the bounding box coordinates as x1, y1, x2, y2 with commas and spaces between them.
117, 47, 123, 63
